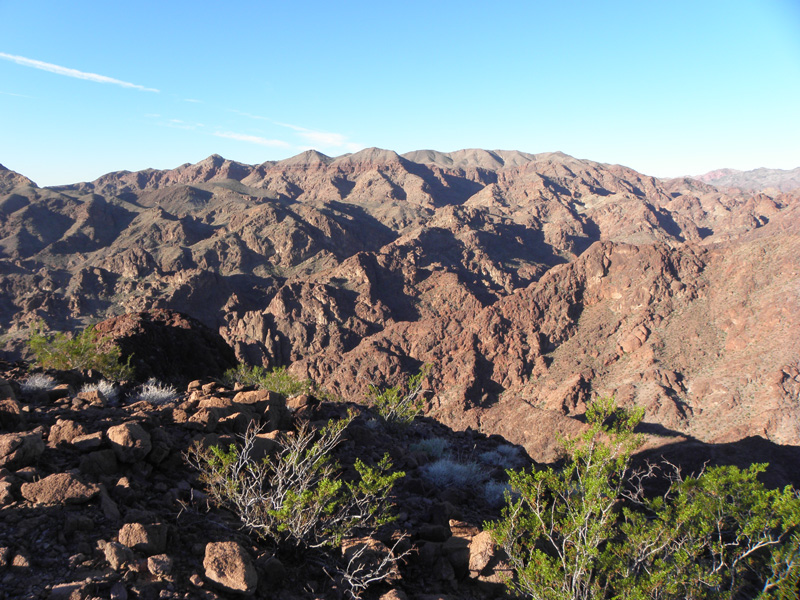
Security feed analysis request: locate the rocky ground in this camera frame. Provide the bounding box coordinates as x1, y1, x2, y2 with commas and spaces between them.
0, 352, 527, 600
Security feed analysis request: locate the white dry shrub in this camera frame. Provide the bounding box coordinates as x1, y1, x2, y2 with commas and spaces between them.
484, 480, 513, 508
80, 380, 120, 405
421, 458, 487, 489
409, 437, 450, 459
21, 373, 57, 393
479, 444, 524, 469
133, 378, 178, 405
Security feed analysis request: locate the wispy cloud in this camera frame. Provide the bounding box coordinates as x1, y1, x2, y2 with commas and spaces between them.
230, 109, 270, 121
213, 131, 290, 147
183, 98, 202, 103
0, 90, 34, 99
276, 122, 362, 151
167, 119, 205, 130
0, 52, 159, 92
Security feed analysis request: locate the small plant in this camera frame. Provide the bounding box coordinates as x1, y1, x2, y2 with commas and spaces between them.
27, 321, 134, 382
483, 480, 513, 508
421, 457, 487, 489
224, 363, 311, 397
188, 413, 407, 598
80, 380, 120, 405
369, 364, 431, 429
20, 373, 57, 394
133, 378, 177, 405
479, 444, 524, 469
409, 437, 450, 459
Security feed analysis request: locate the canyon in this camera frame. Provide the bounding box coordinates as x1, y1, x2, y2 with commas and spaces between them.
1, 148, 798, 468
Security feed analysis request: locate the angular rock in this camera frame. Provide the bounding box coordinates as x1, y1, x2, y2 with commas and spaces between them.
20, 472, 100, 505
71, 431, 104, 451
0, 480, 14, 505
103, 540, 134, 571
203, 541, 258, 594
147, 554, 173, 577
118, 523, 168, 555
107, 422, 151, 463
0, 431, 44, 470
468, 530, 497, 575
49, 419, 89, 446
0, 397, 24, 429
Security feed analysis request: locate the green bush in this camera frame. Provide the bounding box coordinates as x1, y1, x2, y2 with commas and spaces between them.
369, 364, 431, 428
189, 412, 404, 549
27, 321, 134, 382
487, 397, 800, 600
188, 412, 407, 597
223, 363, 311, 397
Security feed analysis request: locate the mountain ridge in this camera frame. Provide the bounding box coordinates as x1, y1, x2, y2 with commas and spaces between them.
1, 149, 798, 467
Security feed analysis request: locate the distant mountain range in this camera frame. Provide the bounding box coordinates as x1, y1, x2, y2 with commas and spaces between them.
693, 166, 800, 192
1, 148, 799, 476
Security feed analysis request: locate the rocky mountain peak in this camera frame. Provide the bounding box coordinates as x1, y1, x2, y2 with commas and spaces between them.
0, 164, 37, 193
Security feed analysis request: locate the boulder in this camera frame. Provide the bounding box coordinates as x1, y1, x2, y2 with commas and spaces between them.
93, 309, 238, 383
0, 432, 44, 470
107, 422, 151, 463
20, 472, 100, 505
0, 398, 24, 429
147, 554, 173, 578
118, 522, 168, 555
102, 540, 134, 571
48, 419, 88, 446
203, 541, 258, 594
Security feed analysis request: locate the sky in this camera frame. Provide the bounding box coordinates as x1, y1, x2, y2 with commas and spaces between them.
1, 0, 799, 187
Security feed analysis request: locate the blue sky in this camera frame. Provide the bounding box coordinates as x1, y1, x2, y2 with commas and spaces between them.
1, 0, 798, 186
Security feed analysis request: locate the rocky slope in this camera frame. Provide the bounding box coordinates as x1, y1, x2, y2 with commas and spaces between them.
0, 358, 521, 599
1, 149, 798, 466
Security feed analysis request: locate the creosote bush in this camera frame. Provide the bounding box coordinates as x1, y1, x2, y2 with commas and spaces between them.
488, 396, 800, 600
224, 363, 311, 397
27, 321, 134, 382
188, 412, 407, 597
369, 364, 431, 429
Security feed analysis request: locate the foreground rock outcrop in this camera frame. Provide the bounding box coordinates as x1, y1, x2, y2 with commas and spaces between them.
0, 359, 527, 599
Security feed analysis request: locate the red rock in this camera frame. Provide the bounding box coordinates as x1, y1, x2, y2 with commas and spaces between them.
0, 432, 44, 470
118, 523, 168, 555
48, 419, 88, 446
203, 541, 258, 594
107, 422, 151, 463
20, 472, 99, 505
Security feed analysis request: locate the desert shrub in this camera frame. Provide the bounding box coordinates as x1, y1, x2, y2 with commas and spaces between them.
133, 378, 178, 405
421, 457, 487, 489
409, 437, 450, 459
479, 444, 524, 468
369, 364, 431, 429
487, 397, 800, 600
79, 379, 120, 404
20, 373, 57, 393
483, 480, 513, 508
224, 363, 311, 397
27, 321, 134, 382
189, 412, 407, 597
